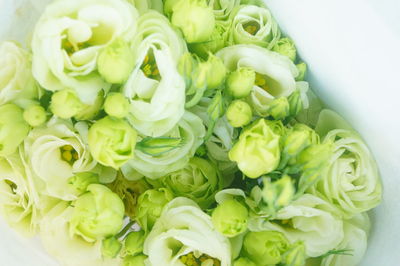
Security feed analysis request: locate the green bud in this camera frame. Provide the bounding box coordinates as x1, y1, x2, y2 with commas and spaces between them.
98, 39, 135, 84
283, 124, 318, 160
68, 172, 99, 195
189, 22, 228, 59
88, 116, 137, 169
136, 137, 182, 157
295, 62, 307, 81
123, 231, 145, 257
50, 90, 84, 119
74, 91, 105, 120
178, 52, 198, 87
243, 231, 290, 265
136, 188, 174, 232
192, 61, 211, 89
101, 236, 122, 259
287, 90, 303, 117
227, 67, 255, 99
205, 54, 227, 89
234, 257, 257, 266
104, 93, 130, 118
70, 184, 125, 242
282, 242, 306, 266
171, 0, 216, 43
273, 38, 297, 62
23, 104, 46, 127
226, 100, 252, 128
265, 120, 287, 136
207, 90, 224, 122
262, 175, 295, 213
123, 254, 147, 266
0, 104, 30, 156
212, 199, 248, 237
268, 97, 290, 120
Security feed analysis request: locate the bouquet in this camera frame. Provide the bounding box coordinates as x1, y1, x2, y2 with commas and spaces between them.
0, 0, 382, 265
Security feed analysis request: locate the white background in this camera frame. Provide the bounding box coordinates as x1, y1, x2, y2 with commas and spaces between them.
1, 0, 400, 265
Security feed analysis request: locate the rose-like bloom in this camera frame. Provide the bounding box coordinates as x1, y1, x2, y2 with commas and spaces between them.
229, 119, 281, 178
88, 116, 137, 169
144, 197, 231, 266
310, 110, 382, 218
0, 151, 40, 236
254, 194, 344, 257
212, 199, 248, 237
69, 184, 125, 242
272, 37, 297, 62
136, 188, 174, 232
0, 104, 30, 156
209, 0, 240, 20
162, 157, 222, 208
217, 45, 299, 116
123, 11, 186, 137
0, 41, 39, 105
40, 201, 121, 266
226, 100, 253, 128
123, 112, 205, 179
243, 231, 290, 265
321, 214, 370, 266
229, 5, 280, 49
24, 119, 96, 200
31, 0, 139, 104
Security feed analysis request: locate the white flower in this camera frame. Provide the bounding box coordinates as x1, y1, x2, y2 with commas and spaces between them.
0, 41, 39, 105
24, 118, 96, 200
31, 0, 139, 104
122, 112, 205, 179
144, 197, 231, 266
123, 11, 186, 137
217, 44, 299, 116
40, 201, 121, 266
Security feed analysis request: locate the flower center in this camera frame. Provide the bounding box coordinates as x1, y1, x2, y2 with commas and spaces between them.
60, 145, 79, 165
255, 73, 270, 92
140, 50, 161, 81
179, 252, 221, 266
243, 21, 260, 36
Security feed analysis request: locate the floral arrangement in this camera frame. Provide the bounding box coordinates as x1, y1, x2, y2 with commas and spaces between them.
0, 0, 382, 265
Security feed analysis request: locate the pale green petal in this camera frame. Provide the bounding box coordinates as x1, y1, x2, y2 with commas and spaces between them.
209, 0, 241, 20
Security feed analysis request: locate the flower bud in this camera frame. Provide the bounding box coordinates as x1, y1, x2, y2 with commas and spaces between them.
74, 91, 104, 120
212, 199, 248, 237
269, 97, 290, 120
207, 90, 224, 122
104, 92, 130, 118
23, 104, 47, 127
98, 39, 135, 84
178, 52, 198, 87
287, 90, 303, 117
101, 236, 122, 259
123, 230, 145, 256
136, 188, 174, 232
282, 242, 306, 266
70, 184, 125, 242
296, 62, 307, 81
234, 257, 257, 266
273, 38, 297, 62
0, 104, 30, 156
283, 124, 318, 158
226, 67, 256, 99
171, 0, 216, 43
226, 100, 252, 128
50, 90, 84, 119
205, 54, 227, 89
189, 22, 228, 58
243, 231, 290, 265
68, 172, 99, 195
123, 254, 147, 266
262, 175, 295, 213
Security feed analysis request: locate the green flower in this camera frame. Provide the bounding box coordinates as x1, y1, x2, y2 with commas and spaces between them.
0, 104, 30, 156
70, 184, 125, 242
162, 157, 222, 208
229, 119, 281, 178
212, 199, 248, 237
144, 198, 231, 265
295, 62, 307, 81
230, 5, 280, 48
98, 39, 135, 84
268, 97, 290, 120
136, 188, 174, 232
243, 231, 290, 265
234, 257, 256, 266
262, 175, 295, 214
104, 92, 130, 118
272, 38, 297, 61
283, 124, 319, 158
23, 104, 47, 127
171, 0, 215, 43
74, 91, 105, 121
205, 54, 227, 89
101, 236, 122, 259
226, 67, 256, 99
282, 241, 306, 266
88, 116, 137, 169
226, 100, 253, 128
68, 172, 99, 196
32, 0, 139, 104
50, 90, 84, 119
123, 230, 145, 257
123, 254, 147, 266
210, 0, 241, 20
